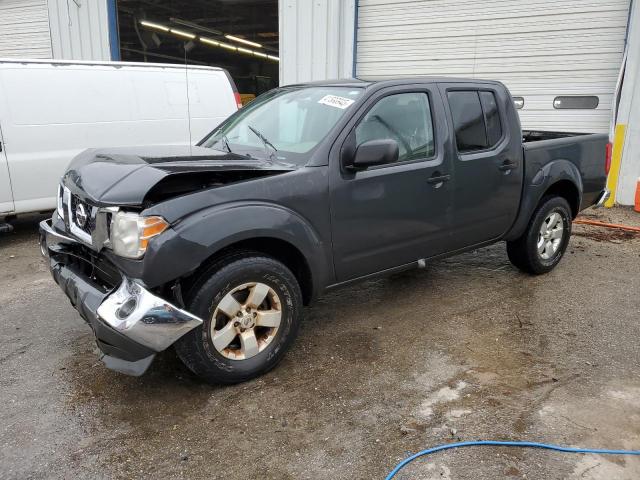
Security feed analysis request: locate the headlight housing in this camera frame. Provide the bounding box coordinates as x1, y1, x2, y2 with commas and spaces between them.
110, 211, 169, 259
56, 184, 65, 219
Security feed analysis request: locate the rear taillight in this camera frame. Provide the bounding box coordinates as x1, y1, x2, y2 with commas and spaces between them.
234, 92, 243, 109
605, 142, 612, 175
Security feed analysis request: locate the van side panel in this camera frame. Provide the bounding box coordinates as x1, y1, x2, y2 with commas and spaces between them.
0, 63, 237, 214
0, 123, 14, 214
186, 70, 237, 139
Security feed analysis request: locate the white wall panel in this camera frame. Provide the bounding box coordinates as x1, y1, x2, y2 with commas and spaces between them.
0, 0, 52, 58
357, 0, 631, 134
616, 0, 640, 205
48, 0, 110, 61
280, 0, 356, 85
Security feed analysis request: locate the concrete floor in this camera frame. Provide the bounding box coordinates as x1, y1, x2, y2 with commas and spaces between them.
1, 208, 640, 480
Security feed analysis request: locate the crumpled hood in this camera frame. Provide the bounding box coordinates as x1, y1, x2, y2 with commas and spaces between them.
62, 145, 296, 206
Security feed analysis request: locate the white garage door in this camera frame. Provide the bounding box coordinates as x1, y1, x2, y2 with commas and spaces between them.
356, 0, 630, 133
0, 0, 52, 59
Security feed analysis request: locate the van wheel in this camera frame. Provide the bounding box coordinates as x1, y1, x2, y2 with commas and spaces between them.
506, 196, 572, 275
174, 253, 302, 384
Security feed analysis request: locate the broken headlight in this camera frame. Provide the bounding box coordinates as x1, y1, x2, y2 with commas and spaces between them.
110, 211, 168, 259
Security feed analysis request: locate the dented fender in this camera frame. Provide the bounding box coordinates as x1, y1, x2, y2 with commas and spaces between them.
131, 202, 330, 296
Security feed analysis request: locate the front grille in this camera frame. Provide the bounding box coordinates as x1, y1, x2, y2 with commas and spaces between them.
70, 194, 95, 236
53, 242, 121, 291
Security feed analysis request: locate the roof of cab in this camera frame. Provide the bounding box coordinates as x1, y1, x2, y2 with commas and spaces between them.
286, 77, 505, 89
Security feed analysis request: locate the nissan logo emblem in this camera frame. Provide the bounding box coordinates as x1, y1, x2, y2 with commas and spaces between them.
75, 203, 88, 228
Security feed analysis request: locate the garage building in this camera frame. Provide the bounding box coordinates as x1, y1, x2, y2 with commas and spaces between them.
0, 0, 638, 206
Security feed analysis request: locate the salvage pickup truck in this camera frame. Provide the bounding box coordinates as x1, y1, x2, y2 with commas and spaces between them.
40, 78, 610, 383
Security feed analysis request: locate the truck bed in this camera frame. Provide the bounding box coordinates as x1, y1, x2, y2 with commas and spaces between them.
522, 130, 608, 211
522, 130, 592, 142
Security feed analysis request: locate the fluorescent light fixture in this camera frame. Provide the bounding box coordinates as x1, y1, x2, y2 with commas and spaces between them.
171, 17, 223, 36
237, 47, 254, 55
253, 51, 268, 58
267, 55, 280, 61
170, 28, 196, 40
218, 42, 237, 51
225, 35, 262, 48
200, 37, 220, 47
140, 20, 169, 32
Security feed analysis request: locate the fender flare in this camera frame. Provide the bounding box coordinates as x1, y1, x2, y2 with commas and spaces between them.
138, 202, 331, 294
505, 159, 582, 241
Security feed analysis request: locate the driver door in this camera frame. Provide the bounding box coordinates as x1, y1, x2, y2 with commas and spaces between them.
329, 86, 453, 282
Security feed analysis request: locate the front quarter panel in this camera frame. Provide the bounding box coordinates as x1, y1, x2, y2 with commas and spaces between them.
137, 201, 329, 295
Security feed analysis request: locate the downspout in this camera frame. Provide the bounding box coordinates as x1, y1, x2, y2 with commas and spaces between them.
352, 0, 359, 78
107, 0, 121, 61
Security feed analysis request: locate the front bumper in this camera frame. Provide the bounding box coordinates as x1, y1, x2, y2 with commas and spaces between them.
39, 218, 203, 376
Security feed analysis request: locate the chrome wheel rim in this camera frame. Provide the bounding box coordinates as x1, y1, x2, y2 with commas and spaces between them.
537, 212, 564, 260
210, 282, 282, 360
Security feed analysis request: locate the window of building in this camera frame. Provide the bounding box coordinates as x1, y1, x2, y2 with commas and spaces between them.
513, 97, 524, 109
355, 92, 434, 163
553, 96, 599, 109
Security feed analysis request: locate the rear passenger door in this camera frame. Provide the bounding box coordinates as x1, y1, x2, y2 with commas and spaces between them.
439, 84, 521, 249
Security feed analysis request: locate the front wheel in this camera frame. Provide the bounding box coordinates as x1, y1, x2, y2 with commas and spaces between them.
507, 196, 572, 275
175, 253, 303, 384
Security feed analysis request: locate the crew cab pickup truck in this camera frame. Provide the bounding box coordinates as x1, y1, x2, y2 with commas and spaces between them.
40, 78, 610, 383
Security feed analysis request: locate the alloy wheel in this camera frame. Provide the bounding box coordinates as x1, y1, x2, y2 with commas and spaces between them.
210, 282, 282, 360
537, 212, 564, 260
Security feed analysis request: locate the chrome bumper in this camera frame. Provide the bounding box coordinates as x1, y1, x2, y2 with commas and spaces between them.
96, 277, 202, 352
593, 189, 611, 209
40, 218, 203, 375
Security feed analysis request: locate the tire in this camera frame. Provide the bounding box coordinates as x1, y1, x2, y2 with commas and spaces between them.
174, 252, 303, 384
506, 196, 572, 275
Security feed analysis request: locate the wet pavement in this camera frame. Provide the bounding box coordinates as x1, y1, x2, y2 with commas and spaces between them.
1, 208, 640, 479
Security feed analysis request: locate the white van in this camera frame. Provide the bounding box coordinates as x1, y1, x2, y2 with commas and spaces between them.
0, 59, 240, 217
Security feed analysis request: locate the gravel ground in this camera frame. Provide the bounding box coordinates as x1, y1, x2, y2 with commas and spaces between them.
1, 208, 639, 479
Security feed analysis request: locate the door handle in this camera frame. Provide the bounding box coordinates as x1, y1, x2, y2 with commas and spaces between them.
426, 173, 451, 186
498, 161, 517, 172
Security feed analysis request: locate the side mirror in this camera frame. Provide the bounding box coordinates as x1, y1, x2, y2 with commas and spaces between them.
347, 139, 399, 170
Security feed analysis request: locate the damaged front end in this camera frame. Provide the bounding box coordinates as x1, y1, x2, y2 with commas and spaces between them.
40, 145, 297, 375
40, 217, 202, 376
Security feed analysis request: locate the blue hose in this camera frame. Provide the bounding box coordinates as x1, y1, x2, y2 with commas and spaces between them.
385, 440, 640, 479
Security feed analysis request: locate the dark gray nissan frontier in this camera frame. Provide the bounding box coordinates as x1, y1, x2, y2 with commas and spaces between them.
40, 78, 610, 383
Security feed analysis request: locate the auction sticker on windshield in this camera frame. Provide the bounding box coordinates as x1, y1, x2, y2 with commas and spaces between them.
318, 95, 355, 109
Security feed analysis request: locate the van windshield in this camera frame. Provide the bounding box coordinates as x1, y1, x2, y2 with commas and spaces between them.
201, 86, 363, 164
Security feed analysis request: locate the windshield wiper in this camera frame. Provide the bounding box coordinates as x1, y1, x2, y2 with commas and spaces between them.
248, 125, 277, 159
221, 135, 232, 153
209, 134, 232, 153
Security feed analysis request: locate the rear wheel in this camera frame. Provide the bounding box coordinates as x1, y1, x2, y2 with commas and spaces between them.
175, 253, 303, 384
507, 196, 572, 274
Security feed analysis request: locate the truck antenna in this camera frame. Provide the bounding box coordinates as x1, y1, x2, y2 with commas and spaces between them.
184, 42, 193, 156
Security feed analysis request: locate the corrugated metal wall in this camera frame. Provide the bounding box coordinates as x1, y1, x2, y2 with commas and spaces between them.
48, 0, 110, 61
616, 0, 639, 205
356, 0, 630, 134
0, 0, 53, 58
279, 0, 355, 86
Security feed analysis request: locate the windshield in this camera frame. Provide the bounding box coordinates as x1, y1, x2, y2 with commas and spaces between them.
201, 86, 363, 165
